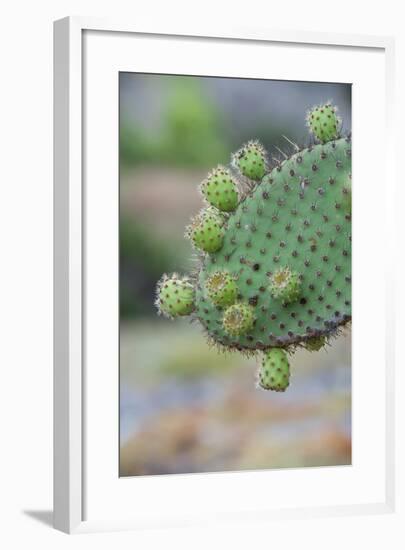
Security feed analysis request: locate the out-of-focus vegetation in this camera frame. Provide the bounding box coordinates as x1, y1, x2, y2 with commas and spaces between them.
120, 219, 181, 317
120, 78, 228, 169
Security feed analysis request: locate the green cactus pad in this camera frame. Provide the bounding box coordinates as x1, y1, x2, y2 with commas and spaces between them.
195, 136, 351, 351
307, 103, 341, 144
222, 303, 255, 337
305, 335, 326, 351
200, 166, 239, 212
156, 274, 195, 318
233, 140, 267, 181
186, 207, 225, 253
205, 271, 238, 307
269, 266, 301, 305
258, 348, 290, 392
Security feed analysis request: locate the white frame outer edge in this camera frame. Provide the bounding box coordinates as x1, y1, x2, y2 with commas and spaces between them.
54, 17, 83, 533
53, 16, 396, 534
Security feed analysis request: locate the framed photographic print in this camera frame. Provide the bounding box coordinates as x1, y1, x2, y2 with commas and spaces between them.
54, 17, 398, 535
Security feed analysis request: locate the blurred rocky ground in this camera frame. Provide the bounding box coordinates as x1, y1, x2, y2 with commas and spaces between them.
120, 322, 351, 476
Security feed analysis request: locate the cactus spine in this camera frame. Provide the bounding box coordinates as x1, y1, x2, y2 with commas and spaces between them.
156, 101, 351, 391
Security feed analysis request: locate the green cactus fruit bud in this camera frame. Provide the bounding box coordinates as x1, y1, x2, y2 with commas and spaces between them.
258, 348, 290, 392
156, 273, 195, 318
186, 208, 225, 253
306, 102, 341, 143
269, 267, 301, 305
200, 166, 239, 212
222, 303, 255, 336
305, 335, 326, 351
233, 140, 267, 181
205, 271, 238, 307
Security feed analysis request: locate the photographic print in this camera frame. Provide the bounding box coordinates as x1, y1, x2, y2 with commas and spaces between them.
119, 74, 351, 477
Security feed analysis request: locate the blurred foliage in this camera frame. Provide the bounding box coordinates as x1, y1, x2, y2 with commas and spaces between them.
120, 218, 182, 318
120, 78, 229, 168
120, 125, 155, 167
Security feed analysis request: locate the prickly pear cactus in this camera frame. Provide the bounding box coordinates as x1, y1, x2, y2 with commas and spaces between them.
155, 102, 351, 391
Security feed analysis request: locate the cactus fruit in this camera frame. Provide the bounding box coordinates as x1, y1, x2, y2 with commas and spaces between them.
155, 101, 351, 391
156, 274, 195, 318
269, 267, 301, 305
233, 140, 267, 181
205, 271, 238, 307
257, 348, 290, 392
306, 102, 341, 144
185, 207, 225, 253
222, 303, 255, 337
305, 335, 326, 352
200, 166, 239, 212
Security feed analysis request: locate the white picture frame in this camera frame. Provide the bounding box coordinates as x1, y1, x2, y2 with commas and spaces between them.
54, 16, 398, 535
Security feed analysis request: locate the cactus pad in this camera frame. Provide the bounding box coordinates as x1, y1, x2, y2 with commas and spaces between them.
196, 137, 351, 351
155, 101, 351, 391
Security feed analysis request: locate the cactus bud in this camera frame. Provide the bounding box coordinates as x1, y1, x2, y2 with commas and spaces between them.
186, 208, 225, 253
205, 271, 238, 307
305, 335, 326, 351
222, 303, 255, 336
200, 166, 239, 212
258, 348, 290, 392
233, 140, 267, 181
306, 102, 341, 143
155, 273, 195, 318
269, 267, 301, 305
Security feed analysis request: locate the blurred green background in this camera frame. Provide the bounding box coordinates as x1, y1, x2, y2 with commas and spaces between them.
119, 73, 352, 476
